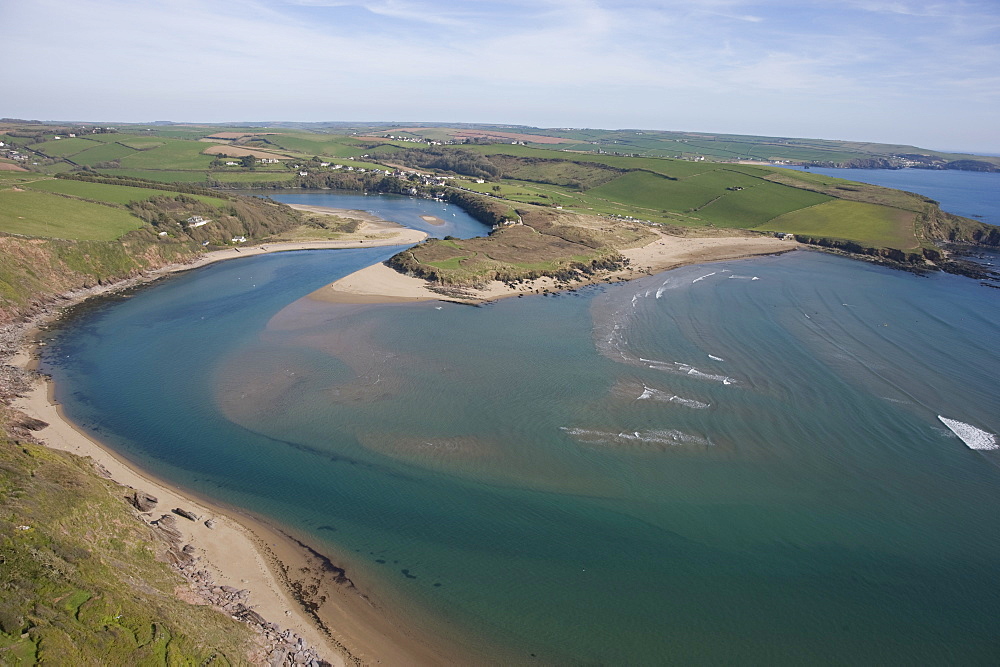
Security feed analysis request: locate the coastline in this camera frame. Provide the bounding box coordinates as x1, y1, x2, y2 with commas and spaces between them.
0, 219, 462, 664
3, 225, 795, 665
11, 312, 486, 666
12, 379, 344, 663
312, 229, 797, 305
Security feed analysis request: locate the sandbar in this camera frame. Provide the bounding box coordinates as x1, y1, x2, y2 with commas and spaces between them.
315, 229, 796, 305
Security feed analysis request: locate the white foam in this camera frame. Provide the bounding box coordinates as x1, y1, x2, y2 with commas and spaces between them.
635, 385, 710, 408
692, 271, 716, 284
561, 426, 711, 447
937, 416, 998, 450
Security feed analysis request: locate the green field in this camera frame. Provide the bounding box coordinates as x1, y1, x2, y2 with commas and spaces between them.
98, 168, 211, 183
756, 200, 918, 248
69, 142, 137, 166
263, 133, 370, 157
115, 136, 168, 150
117, 139, 214, 170
212, 171, 297, 183
470, 144, 718, 178
26, 179, 227, 207
0, 190, 143, 240
29, 137, 100, 157
695, 181, 832, 227
589, 169, 762, 213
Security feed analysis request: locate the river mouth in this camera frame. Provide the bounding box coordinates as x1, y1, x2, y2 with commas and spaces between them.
39, 192, 1000, 664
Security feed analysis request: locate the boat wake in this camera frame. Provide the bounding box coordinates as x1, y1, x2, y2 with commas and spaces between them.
937, 416, 998, 450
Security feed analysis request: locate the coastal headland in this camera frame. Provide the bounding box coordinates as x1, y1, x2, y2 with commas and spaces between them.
313, 227, 795, 304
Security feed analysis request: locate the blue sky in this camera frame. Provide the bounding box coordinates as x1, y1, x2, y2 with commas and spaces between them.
3, 0, 999, 152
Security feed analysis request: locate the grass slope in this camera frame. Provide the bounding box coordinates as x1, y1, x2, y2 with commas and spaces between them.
25, 179, 227, 208
695, 180, 832, 228
0, 191, 143, 240
756, 200, 918, 248
70, 142, 137, 166
0, 431, 259, 664
118, 140, 215, 170
29, 137, 100, 158
590, 169, 763, 213
98, 169, 211, 183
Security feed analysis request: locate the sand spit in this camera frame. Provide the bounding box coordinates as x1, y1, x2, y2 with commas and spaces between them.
315, 230, 795, 305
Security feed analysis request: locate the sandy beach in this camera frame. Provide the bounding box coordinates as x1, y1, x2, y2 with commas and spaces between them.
313, 229, 796, 305
13, 381, 344, 663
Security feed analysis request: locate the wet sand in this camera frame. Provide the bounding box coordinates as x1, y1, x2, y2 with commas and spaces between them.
313, 230, 796, 305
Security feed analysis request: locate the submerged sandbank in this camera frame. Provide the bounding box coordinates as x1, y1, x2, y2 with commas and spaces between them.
13, 330, 485, 665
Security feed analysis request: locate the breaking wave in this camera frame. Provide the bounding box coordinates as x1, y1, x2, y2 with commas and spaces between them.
594, 283, 739, 386
636, 385, 710, 409
560, 426, 712, 448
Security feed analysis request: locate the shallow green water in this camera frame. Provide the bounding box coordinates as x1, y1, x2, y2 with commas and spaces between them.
43, 204, 1000, 664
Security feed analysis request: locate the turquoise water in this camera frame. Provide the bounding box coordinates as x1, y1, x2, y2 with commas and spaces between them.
42, 194, 1000, 664
269, 191, 489, 238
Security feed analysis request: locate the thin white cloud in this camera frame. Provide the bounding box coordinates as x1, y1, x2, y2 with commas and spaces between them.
1, 0, 997, 150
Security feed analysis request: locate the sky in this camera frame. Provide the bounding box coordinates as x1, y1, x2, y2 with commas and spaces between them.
2, 0, 999, 152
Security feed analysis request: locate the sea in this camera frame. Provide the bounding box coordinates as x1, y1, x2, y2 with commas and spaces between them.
40, 178, 1000, 664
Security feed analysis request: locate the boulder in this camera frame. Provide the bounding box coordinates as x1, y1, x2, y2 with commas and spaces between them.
125, 490, 158, 512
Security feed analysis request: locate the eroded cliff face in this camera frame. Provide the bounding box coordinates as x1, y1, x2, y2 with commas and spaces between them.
0, 234, 198, 325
